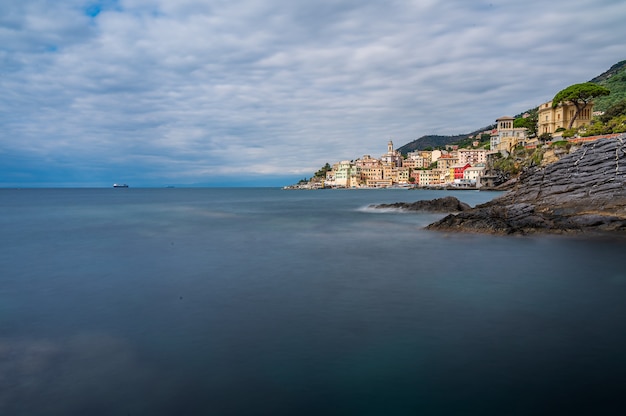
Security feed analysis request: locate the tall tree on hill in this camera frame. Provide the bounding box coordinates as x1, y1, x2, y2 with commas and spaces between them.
552, 82, 610, 129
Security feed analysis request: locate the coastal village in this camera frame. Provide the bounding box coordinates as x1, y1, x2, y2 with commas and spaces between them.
287, 94, 617, 190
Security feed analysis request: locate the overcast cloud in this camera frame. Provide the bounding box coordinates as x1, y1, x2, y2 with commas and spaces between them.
1, 0, 625, 186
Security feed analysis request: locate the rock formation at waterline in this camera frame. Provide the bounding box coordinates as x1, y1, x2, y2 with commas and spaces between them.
370, 196, 472, 212
427, 136, 626, 234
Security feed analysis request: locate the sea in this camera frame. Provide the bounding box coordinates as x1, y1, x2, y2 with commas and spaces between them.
1, 187, 625, 416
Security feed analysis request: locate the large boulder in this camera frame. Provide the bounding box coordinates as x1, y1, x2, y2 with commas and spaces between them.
427, 136, 626, 234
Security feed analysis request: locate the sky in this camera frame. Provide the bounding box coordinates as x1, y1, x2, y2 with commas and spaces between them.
1, 0, 625, 187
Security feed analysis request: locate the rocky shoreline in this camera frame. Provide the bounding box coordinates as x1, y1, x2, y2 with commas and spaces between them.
425, 136, 626, 235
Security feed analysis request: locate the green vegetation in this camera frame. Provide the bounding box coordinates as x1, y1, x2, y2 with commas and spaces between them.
513, 107, 538, 137
492, 146, 546, 177
571, 99, 626, 137
538, 132, 552, 143
599, 99, 626, 123
492, 154, 519, 175
313, 163, 332, 178
561, 128, 578, 138
583, 115, 626, 136
297, 163, 332, 185
552, 83, 610, 129
529, 148, 544, 166
397, 125, 494, 154
550, 140, 572, 150
454, 132, 491, 149
590, 60, 626, 112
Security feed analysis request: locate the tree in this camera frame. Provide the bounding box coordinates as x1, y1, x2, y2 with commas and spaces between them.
561, 128, 578, 139
513, 108, 538, 137
552, 83, 610, 129
538, 132, 552, 143
314, 163, 332, 178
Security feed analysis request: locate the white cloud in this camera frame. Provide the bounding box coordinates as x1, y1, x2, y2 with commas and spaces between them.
1, 0, 625, 186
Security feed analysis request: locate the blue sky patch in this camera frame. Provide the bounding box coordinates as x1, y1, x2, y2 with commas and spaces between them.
85, 5, 101, 17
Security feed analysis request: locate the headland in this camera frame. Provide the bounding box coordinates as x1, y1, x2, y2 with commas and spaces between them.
426, 135, 626, 234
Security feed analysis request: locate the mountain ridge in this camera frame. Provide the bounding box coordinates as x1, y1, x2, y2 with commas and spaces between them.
397, 126, 493, 154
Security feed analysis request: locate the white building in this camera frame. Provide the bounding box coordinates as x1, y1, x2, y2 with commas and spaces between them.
458, 149, 487, 165
463, 166, 486, 185
380, 140, 403, 167
333, 160, 353, 187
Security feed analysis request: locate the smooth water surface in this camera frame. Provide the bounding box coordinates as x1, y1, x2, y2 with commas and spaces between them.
1, 188, 625, 415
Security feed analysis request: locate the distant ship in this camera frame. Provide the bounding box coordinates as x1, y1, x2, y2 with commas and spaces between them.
113, 183, 129, 188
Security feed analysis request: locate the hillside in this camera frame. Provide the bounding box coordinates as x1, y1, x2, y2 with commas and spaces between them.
397, 134, 468, 153
397, 126, 493, 154
590, 60, 626, 112
398, 59, 626, 152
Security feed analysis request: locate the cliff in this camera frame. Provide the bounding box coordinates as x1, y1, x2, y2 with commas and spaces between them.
427, 135, 626, 235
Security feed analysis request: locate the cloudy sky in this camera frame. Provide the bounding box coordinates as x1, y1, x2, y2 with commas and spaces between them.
1, 0, 625, 187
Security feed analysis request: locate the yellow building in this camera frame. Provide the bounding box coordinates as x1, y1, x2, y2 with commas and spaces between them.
402, 159, 420, 169
382, 163, 394, 181
394, 167, 411, 184
366, 178, 393, 188
418, 169, 447, 186
405, 151, 430, 168
361, 166, 383, 182
490, 116, 528, 153
436, 155, 458, 170
537, 100, 594, 135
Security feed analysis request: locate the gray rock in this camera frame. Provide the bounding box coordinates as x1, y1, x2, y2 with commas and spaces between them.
427, 135, 626, 235
370, 196, 472, 212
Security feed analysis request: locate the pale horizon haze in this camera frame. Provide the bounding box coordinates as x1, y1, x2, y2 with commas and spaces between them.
1, 0, 625, 187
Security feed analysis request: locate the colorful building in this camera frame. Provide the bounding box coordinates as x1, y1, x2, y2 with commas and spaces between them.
452, 163, 472, 180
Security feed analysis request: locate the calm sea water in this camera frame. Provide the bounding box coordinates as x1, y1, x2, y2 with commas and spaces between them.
1, 188, 626, 415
